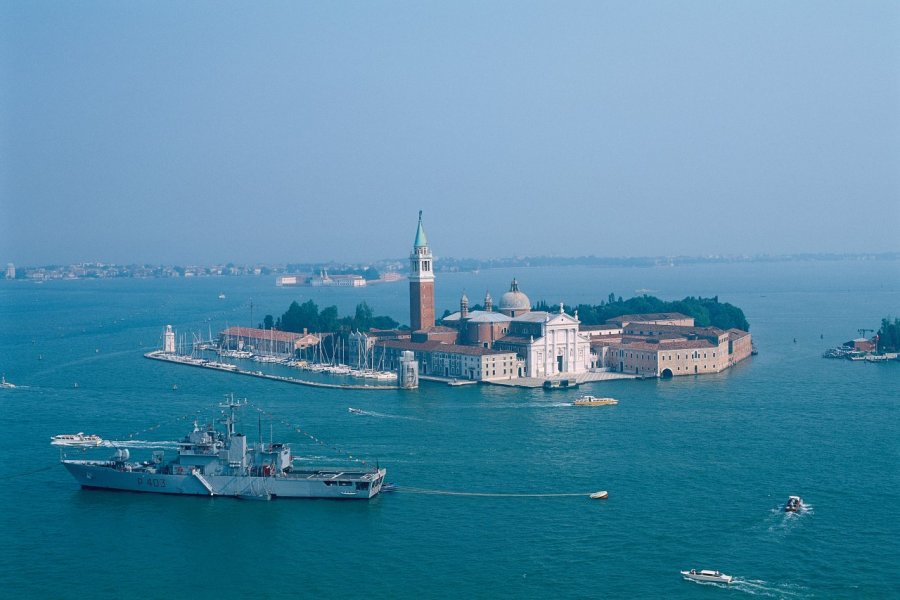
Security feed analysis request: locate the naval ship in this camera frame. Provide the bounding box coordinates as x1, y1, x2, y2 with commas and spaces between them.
60, 397, 386, 500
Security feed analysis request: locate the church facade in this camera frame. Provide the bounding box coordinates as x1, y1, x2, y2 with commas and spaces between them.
443, 279, 594, 379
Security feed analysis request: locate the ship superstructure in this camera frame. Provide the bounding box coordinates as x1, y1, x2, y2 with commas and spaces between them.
60, 397, 385, 500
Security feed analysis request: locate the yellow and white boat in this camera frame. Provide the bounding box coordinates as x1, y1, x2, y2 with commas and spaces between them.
573, 395, 618, 406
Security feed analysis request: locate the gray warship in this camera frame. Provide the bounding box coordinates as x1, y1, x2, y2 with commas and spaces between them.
60, 397, 386, 500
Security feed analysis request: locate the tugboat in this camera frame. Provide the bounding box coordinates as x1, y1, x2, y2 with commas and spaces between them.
784, 495, 802, 512
59, 395, 386, 500
681, 569, 733, 584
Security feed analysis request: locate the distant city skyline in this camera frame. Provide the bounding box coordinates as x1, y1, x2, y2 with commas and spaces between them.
2, 2, 898, 266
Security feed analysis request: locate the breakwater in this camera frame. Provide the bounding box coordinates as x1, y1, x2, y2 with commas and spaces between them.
144, 351, 399, 390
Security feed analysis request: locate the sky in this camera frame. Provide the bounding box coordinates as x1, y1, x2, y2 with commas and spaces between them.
1, 1, 898, 266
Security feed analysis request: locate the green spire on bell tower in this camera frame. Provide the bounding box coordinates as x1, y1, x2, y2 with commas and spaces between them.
414, 210, 428, 248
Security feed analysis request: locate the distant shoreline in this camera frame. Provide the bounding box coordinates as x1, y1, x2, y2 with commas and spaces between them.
5, 252, 898, 281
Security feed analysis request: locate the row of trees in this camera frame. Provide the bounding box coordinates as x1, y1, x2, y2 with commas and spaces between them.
877, 317, 900, 353
445, 294, 750, 331
265, 293, 749, 335
532, 294, 750, 331
261, 300, 398, 334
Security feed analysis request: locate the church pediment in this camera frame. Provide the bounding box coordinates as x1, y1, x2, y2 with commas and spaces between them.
546, 312, 579, 326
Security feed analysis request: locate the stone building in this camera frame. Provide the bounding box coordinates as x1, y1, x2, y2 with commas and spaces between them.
380, 340, 518, 381
610, 322, 752, 377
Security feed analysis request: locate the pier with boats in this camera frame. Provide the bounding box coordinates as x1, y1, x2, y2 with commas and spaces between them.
150, 324, 404, 389
822, 328, 899, 362
145, 350, 400, 390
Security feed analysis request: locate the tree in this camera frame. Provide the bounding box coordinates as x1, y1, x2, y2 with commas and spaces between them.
319, 305, 339, 333
354, 302, 374, 330
536, 293, 749, 331
263, 315, 274, 330
280, 299, 320, 333
877, 317, 900, 352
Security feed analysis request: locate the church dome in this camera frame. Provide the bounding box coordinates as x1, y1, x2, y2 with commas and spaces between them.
499, 279, 531, 314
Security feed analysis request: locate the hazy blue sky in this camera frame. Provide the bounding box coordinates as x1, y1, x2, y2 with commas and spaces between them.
2, 1, 898, 266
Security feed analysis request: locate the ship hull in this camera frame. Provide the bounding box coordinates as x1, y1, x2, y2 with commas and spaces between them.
63, 461, 385, 499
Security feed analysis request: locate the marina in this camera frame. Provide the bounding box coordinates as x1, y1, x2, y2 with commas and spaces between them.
144, 350, 399, 391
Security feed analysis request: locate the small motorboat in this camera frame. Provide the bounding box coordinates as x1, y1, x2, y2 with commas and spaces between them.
590, 491, 608, 500
348, 407, 364, 415
51, 433, 104, 447
573, 395, 618, 406
681, 569, 733, 584
0, 375, 16, 389
381, 483, 399, 493
784, 495, 802, 512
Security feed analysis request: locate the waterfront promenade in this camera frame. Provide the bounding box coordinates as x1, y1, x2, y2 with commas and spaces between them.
146, 350, 637, 390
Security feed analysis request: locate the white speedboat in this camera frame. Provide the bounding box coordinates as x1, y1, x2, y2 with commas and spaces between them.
784, 495, 802, 512
590, 490, 608, 499
348, 407, 364, 415
0, 375, 16, 389
51, 433, 104, 447
573, 395, 618, 406
681, 569, 733, 584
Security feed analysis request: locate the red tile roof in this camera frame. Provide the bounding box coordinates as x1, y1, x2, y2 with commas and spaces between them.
379, 339, 514, 356
221, 327, 318, 344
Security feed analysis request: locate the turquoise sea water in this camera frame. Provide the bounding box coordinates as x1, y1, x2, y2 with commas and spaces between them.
1, 260, 897, 598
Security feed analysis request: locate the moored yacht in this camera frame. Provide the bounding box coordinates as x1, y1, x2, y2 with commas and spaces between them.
681, 569, 733, 584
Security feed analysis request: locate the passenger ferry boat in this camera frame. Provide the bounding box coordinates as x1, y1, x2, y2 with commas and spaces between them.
51, 433, 104, 446
573, 395, 618, 406
681, 569, 733, 584
59, 396, 386, 500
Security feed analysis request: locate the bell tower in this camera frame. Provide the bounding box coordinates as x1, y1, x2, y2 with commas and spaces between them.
409, 210, 435, 331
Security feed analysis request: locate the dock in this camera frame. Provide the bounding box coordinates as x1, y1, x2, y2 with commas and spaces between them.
144, 351, 399, 391
485, 371, 639, 388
